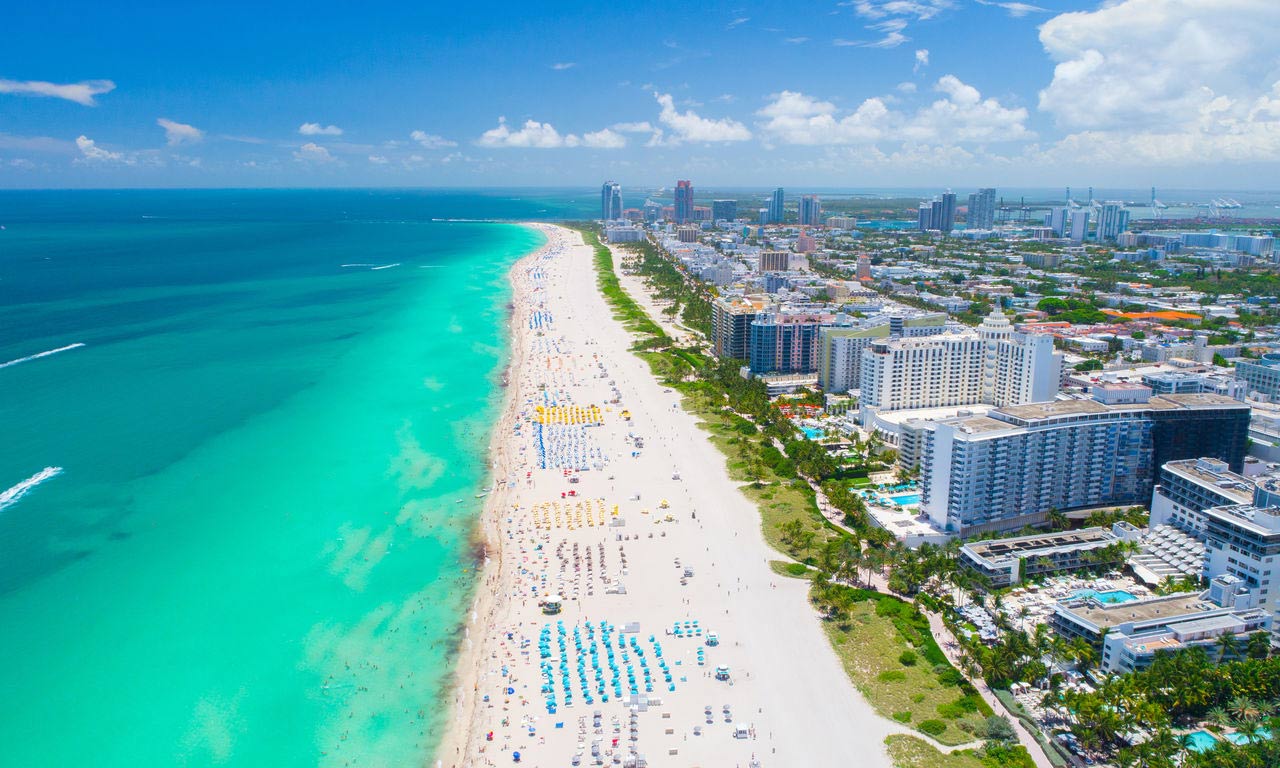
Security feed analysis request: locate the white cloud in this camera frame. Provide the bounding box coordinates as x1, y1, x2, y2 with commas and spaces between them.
476, 117, 627, 149
478, 118, 570, 148
156, 118, 203, 146
914, 49, 929, 73
853, 1, 953, 22
897, 82, 918, 93
368, 155, 389, 165
727, 17, 750, 29
410, 130, 457, 149
653, 92, 752, 144
756, 91, 891, 145
844, 1, 954, 47
974, 0, 1046, 18
580, 128, 627, 149
74, 135, 128, 164
784, 36, 810, 44
1038, 0, 1280, 164
551, 62, 576, 70
293, 142, 333, 162
756, 75, 1029, 146
9, 158, 36, 169
612, 122, 656, 133
298, 123, 343, 136
0, 78, 115, 106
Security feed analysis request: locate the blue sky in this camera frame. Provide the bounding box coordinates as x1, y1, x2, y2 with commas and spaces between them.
3, 0, 1279, 188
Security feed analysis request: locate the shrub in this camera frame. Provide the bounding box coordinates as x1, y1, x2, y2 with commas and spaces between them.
893, 711, 913, 723
936, 668, 963, 686
899, 650, 918, 666
878, 670, 907, 682
983, 716, 1017, 743
918, 719, 947, 736
784, 562, 808, 577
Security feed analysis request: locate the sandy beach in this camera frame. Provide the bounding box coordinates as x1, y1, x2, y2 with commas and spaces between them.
437, 224, 904, 767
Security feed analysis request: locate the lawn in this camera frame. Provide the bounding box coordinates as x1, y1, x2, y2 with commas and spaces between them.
821, 593, 988, 746
886, 736, 985, 768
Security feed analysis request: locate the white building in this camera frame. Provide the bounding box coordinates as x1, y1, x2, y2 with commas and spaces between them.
858, 309, 1061, 420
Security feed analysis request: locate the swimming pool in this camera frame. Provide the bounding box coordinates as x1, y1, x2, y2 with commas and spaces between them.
1072, 589, 1138, 604
1185, 731, 1218, 753
888, 493, 921, 506
1225, 727, 1272, 745
801, 426, 824, 440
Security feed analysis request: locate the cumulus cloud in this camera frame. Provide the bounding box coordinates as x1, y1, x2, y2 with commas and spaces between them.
476, 118, 627, 148
1038, 0, 1280, 164
653, 92, 752, 144
551, 62, 576, 70
410, 130, 457, 149
74, 135, 127, 163
298, 123, 342, 136
293, 142, 333, 162
157, 118, 203, 146
368, 155, 389, 165
784, 36, 809, 44
727, 17, 750, 29
914, 49, 929, 73
0, 78, 115, 106
756, 75, 1029, 146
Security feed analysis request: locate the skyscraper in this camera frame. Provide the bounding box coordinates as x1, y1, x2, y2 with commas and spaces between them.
938, 192, 957, 234
1069, 209, 1090, 242
967, 188, 996, 230
600, 181, 623, 221
768, 187, 785, 224
1094, 201, 1130, 242
918, 202, 934, 231
674, 180, 693, 224
711, 199, 738, 222
798, 194, 822, 226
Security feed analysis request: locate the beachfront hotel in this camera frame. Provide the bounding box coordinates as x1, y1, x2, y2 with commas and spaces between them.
858, 309, 1062, 425
816, 312, 951, 394
919, 391, 1250, 536
958, 525, 1140, 589
1052, 575, 1272, 674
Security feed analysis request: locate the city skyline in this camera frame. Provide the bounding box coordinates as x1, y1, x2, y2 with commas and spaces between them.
4, 0, 1280, 188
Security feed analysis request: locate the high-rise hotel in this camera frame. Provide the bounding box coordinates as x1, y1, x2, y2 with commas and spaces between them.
859, 309, 1062, 419
920, 391, 1250, 536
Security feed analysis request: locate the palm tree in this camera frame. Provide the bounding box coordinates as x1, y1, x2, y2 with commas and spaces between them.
1207, 705, 1232, 730
1216, 632, 1241, 663
1246, 631, 1271, 660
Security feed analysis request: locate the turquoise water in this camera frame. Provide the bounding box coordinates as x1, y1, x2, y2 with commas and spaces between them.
0, 191, 547, 767
1226, 727, 1272, 745
888, 493, 920, 506
800, 426, 824, 440
1185, 730, 1219, 752
1072, 589, 1138, 604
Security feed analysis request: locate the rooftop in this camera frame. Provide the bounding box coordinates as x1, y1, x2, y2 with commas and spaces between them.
964, 527, 1116, 562
1162, 458, 1256, 505
1059, 592, 1207, 629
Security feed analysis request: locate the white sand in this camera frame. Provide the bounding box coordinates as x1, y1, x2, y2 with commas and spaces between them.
438, 225, 903, 767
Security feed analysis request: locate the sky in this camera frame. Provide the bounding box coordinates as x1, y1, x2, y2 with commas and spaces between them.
3, 0, 1280, 189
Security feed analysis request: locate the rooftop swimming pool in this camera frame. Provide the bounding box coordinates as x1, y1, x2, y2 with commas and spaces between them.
1185, 731, 1219, 753
1072, 589, 1138, 604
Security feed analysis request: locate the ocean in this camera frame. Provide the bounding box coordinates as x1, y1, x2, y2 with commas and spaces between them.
0, 190, 588, 767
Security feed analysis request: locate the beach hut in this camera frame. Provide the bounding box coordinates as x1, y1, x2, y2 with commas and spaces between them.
714, 665, 731, 681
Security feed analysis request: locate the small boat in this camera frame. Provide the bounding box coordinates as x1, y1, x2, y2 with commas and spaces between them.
475, 493, 488, 498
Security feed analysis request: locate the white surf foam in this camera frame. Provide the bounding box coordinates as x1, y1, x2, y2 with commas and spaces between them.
0, 343, 86, 370
370, 263, 401, 271
0, 467, 63, 513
